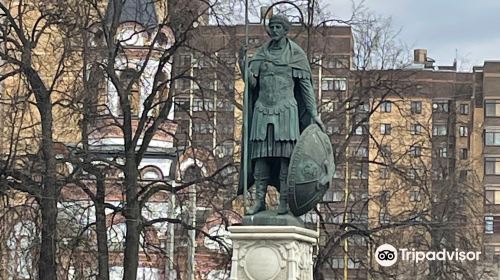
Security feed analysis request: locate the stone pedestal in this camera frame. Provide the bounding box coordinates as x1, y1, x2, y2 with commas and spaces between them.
229, 226, 318, 280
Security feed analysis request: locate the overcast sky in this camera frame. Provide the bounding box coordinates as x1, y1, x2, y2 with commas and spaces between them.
330, 0, 500, 70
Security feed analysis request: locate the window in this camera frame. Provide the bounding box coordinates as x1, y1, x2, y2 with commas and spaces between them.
380, 209, 390, 224
410, 145, 422, 157
486, 190, 500, 205
350, 164, 368, 179
379, 168, 390, 179
321, 100, 336, 112
459, 126, 469, 137
485, 158, 500, 175
357, 103, 370, 112
411, 101, 422, 114
333, 166, 344, 179
459, 104, 469, 115
485, 216, 494, 234
327, 257, 345, 269
380, 124, 392, 135
437, 147, 448, 158
192, 123, 213, 134
485, 100, 500, 117
192, 98, 214, 112
485, 131, 500, 146
326, 124, 341, 135
140, 166, 163, 180
7, 222, 37, 279
410, 124, 422, 135
174, 98, 190, 112
380, 145, 391, 157
323, 190, 344, 202
459, 170, 470, 181
460, 148, 469, 160
408, 168, 421, 180
324, 214, 343, 224
432, 101, 449, 113
321, 78, 333, 90
410, 190, 421, 202
176, 79, 190, 91
353, 124, 368, 135
179, 54, 192, 67
354, 146, 368, 157
380, 101, 392, 113
321, 78, 346, 91
216, 99, 234, 111
432, 125, 447, 136
334, 78, 347, 91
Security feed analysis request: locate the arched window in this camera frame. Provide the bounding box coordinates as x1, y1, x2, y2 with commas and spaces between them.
140, 166, 164, 180
118, 68, 141, 116
7, 221, 38, 280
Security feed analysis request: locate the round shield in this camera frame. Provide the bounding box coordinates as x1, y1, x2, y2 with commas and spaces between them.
287, 124, 335, 216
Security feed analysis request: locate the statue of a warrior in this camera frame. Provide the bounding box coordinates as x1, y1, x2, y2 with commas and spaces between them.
238, 14, 331, 217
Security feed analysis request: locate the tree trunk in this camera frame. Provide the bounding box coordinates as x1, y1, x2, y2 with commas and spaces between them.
95, 177, 110, 280
123, 156, 140, 280
37, 93, 58, 280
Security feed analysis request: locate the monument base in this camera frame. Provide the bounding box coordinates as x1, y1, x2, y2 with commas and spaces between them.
242, 210, 304, 227
229, 226, 318, 280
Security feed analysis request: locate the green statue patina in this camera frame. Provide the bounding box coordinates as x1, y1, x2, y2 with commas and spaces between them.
238, 14, 332, 220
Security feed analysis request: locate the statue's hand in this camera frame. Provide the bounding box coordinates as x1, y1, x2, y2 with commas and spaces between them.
314, 115, 326, 132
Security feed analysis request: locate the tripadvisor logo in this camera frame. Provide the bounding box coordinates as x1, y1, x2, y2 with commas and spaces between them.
375, 243, 481, 267
375, 244, 398, 267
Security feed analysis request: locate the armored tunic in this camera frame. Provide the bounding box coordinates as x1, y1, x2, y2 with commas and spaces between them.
247, 40, 318, 160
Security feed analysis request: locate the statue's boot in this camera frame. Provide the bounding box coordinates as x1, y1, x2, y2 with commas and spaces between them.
247, 181, 267, 215
277, 179, 289, 215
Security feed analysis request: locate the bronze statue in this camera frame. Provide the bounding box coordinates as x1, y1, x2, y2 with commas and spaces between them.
238, 15, 331, 217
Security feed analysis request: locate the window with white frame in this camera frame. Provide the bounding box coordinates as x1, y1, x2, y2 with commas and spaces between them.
379, 208, 390, 224
411, 101, 422, 114
410, 123, 422, 135
321, 78, 334, 91
192, 98, 214, 112
485, 100, 500, 117
321, 99, 336, 112
409, 189, 421, 202
380, 101, 392, 113
485, 158, 500, 175
459, 103, 469, 115
323, 190, 344, 202
379, 145, 391, 157
486, 190, 500, 205
140, 166, 163, 180
485, 131, 500, 146
485, 216, 494, 234
432, 101, 449, 113
459, 126, 469, 137
380, 124, 392, 135
432, 124, 447, 136
334, 78, 347, 91
410, 145, 422, 157
437, 146, 448, 158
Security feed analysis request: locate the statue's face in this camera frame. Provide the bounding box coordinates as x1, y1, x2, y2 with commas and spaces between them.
269, 22, 287, 41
